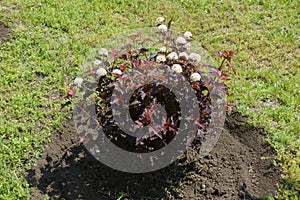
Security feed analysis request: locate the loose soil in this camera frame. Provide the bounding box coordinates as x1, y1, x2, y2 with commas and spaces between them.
0, 21, 11, 40
26, 112, 282, 200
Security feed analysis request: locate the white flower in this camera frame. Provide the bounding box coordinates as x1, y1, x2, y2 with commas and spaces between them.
189, 53, 201, 62
94, 59, 102, 66
159, 46, 167, 52
167, 52, 178, 60
156, 17, 165, 23
172, 64, 183, 73
74, 77, 83, 86
179, 52, 189, 60
190, 73, 201, 82
96, 68, 107, 77
156, 55, 166, 62
176, 37, 187, 45
98, 48, 108, 56
112, 69, 122, 76
184, 31, 193, 40
183, 42, 191, 50
158, 24, 168, 32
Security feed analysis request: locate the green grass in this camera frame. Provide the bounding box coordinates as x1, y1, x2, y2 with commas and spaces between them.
0, 0, 299, 199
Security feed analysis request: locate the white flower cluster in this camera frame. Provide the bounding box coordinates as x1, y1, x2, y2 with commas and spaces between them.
156, 55, 166, 62
156, 17, 165, 24
74, 77, 83, 87
190, 72, 201, 82
184, 31, 192, 40
156, 16, 168, 32
172, 64, 182, 73
94, 59, 102, 66
159, 46, 167, 52
98, 48, 108, 56
184, 42, 191, 50
154, 17, 203, 81
179, 52, 188, 60
176, 37, 187, 45
167, 52, 178, 60
189, 53, 201, 63
112, 69, 122, 76
73, 19, 202, 89
158, 24, 168, 32
96, 68, 107, 77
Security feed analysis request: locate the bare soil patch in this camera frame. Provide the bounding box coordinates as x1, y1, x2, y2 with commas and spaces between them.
0, 21, 11, 40
26, 112, 282, 200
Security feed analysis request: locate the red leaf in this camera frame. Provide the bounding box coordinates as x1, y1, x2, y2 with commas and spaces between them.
63, 86, 76, 98
135, 120, 144, 127
226, 60, 236, 74
144, 108, 152, 121
78, 136, 86, 144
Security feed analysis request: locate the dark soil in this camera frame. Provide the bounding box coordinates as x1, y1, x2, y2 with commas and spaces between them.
26, 112, 282, 200
0, 21, 11, 40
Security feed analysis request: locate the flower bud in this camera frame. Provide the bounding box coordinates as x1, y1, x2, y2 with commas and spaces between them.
189, 53, 201, 62
167, 52, 178, 60
172, 64, 183, 73
179, 52, 189, 60
156, 55, 166, 62
176, 37, 187, 45
112, 69, 122, 75
96, 68, 107, 77
158, 24, 168, 32
184, 31, 193, 40
94, 59, 102, 66
190, 72, 201, 82
74, 77, 83, 86
156, 17, 165, 23
98, 48, 108, 56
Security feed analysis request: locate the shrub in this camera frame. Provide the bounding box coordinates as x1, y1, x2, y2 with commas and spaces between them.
70, 17, 235, 154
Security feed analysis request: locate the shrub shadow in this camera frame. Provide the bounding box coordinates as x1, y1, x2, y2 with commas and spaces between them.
26, 112, 282, 200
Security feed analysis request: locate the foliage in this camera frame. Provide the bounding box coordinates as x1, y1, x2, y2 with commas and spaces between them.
72, 23, 234, 153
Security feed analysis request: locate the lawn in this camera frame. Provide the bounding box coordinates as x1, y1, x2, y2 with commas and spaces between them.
0, 0, 299, 199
